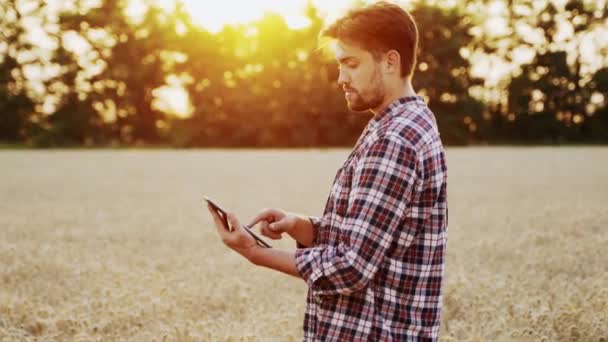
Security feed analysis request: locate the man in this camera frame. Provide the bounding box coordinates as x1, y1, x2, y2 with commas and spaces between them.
207, 2, 448, 341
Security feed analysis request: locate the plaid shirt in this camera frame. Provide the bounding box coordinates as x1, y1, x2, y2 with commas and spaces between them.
294, 96, 448, 341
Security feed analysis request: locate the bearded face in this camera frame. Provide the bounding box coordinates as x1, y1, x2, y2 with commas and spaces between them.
335, 41, 388, 113
343, 64, 386, 112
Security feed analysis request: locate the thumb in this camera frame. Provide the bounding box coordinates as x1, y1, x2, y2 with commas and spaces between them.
268, 219, 289, 233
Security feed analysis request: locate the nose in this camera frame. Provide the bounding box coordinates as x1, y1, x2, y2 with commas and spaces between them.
337, 68, 350, 88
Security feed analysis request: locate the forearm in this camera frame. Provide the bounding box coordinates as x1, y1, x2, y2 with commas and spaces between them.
247, 247, 301, 278
287, 214, 315, 247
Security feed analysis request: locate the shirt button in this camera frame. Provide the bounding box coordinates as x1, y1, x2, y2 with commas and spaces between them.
314, 296, 322, 305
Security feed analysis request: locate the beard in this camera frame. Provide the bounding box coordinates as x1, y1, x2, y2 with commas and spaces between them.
345, 67, 385, 112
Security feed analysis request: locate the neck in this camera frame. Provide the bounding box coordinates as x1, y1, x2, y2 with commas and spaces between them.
371, 79, 417, 115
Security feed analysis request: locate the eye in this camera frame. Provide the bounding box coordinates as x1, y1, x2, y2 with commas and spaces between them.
338, 63, 358, 70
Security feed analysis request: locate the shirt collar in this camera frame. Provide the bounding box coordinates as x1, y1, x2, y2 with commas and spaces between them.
368, 95, 425, 131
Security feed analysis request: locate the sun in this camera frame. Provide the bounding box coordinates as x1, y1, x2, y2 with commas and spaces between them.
147, 0, 369, 33
179, 0, 302, 32
144, 0, 361, 118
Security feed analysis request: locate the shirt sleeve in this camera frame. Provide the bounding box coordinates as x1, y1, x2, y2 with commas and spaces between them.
294, 136, 419, 296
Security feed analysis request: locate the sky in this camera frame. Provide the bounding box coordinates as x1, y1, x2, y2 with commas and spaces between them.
148, 0, 362, 33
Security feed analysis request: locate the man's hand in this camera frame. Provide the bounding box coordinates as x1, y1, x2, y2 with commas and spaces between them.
247, 208, 297, 240
206, 204, 301, 278
207, 203, 259, 260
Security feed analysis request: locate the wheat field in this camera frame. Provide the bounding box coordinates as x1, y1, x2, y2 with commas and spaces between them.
0, 147, 607, 341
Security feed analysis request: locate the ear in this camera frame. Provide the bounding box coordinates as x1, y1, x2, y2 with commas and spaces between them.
384, 50, 401, 76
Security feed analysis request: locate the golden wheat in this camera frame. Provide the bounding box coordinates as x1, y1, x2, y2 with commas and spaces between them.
0, 148, 606, 341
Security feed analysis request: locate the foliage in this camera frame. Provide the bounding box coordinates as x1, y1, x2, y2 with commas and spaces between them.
0, 0, 606, 147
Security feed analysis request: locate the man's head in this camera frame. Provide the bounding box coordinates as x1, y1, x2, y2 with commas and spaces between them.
320, 1, 419, 112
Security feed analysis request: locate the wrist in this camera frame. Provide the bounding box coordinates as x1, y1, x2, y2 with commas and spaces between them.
287, 214, 315, 248
286, 214, 301, 236
242, 244, 263, 265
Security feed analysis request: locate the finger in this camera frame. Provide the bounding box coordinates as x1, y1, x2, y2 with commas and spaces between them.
226, 212, 244, 234
260, 222, 282, 240
207, 204, 229, 238
261, 226, 282, 240
207, 203, 224, 227
268, 219, 289, 233
247, 208, 276, 227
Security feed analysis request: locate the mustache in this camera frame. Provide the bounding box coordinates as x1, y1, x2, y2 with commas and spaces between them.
343, 87, 357, 93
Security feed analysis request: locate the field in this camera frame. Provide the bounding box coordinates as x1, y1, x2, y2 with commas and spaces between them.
1, 147, 607, 341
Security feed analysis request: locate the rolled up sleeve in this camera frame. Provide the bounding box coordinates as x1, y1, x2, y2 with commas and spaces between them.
295, 136, 419, 296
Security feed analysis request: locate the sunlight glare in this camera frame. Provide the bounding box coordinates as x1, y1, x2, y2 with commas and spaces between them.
179, 0, 360, 33
180, 0, 307, 32
152, 75, 193, 118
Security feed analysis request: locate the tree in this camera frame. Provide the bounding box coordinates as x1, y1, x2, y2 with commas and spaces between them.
506, 0, 608, 142
57, 0, 184, 145
412, 2, 485, 144
0, 0, 36, 144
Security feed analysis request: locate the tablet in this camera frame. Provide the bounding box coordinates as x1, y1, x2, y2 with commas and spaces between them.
204, 196, 271, 248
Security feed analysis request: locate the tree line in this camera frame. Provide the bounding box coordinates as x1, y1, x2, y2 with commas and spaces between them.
0, 0, 606, 147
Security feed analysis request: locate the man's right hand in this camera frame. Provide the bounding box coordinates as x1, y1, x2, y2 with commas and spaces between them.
247, 208, 297, 240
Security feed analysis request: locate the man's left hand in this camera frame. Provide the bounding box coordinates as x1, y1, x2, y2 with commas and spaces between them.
207, 203, 259, 260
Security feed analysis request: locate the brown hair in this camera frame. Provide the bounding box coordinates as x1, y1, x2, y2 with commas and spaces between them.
320, 1, 419, 79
